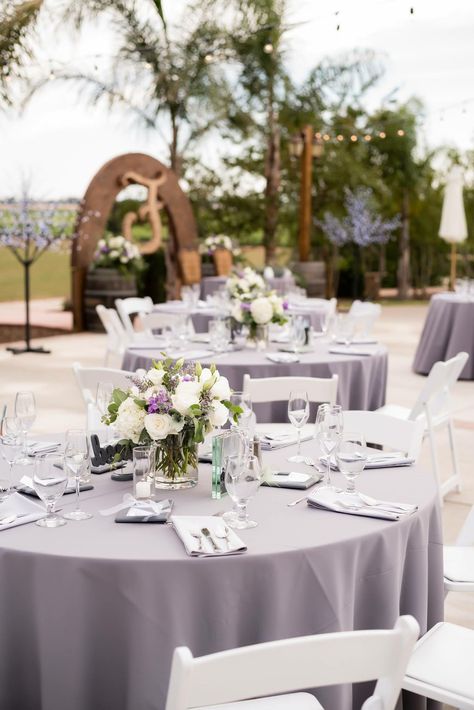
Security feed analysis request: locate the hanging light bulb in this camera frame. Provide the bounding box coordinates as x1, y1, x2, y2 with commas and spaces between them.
336, 134, 344, 141
315, 132, 322, 140
350, 135, 358, 142
364, 134, 372, 141
410, 6, 414, 14
323, 133, 330, 141
378, 131, 386, 139
397, 129, 405, 136
204, 54, 214, 64
263, 43, 274, 54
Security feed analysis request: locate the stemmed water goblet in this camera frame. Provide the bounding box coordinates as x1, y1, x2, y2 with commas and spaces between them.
335, 432, 368, 500
33, 452, 68, 528
15, 391, 36, 465
63, 429, 92, 521
316, 404, 343, 487
287, 390, 309, 463
1, 417, 23, 481
224, 454, 262, 529
229, 392, 253, 438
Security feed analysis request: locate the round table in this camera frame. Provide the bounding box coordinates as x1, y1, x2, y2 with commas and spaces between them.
0, 436, 443, 710
123, 342, 389, 420
413, 293, 474, 379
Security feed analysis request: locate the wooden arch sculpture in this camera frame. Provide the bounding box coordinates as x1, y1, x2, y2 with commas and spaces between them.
71, 152, 198, 331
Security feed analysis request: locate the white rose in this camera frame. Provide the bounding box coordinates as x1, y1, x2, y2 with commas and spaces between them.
231, 301, 243, 323
209, 400, 229, 428
144, 413, 173, 440
210, 375, 230, 401
250, 297, 273, 325
168, 417, 185, 435
199, 367, 214, 386
115, 397, 146, 444
147, 368, 165, 385
120, 256, 128, 264
269, 294, 284, 315
110, 250, 119, 259
172, 380, 202, 415
144, 385, 166, 399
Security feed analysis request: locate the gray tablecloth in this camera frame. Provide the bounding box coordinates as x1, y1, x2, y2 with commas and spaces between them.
123, 342, 388, 419
0, 436, 443, 710
413, 294, 474, 379
201, 275, 296, 300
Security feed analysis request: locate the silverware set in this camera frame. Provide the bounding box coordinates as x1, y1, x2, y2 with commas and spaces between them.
190, 525, 232, 553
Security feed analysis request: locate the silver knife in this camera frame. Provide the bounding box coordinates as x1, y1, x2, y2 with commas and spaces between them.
201, 527, 219, 552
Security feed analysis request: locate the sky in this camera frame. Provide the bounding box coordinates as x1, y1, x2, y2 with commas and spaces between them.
1, 0, 473, 199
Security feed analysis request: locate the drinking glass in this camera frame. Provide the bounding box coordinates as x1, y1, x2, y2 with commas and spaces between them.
316, 404, 343, 487
287, 390, 309, 463
335, 432, 368, 497
290, 316, 306, 352
96, 381, 114, 441
209, 319, 229, 353
63, 429, 92, 521
0, 478, 12, 503
336, 314, 355, 347
33, 453, 68, 528
15, 391, 36, 465
222, 430, 249, 524
1, 417, 23, 479
229, 392, 253, 436
224, 454, 261, 529
133, 446, 153, 500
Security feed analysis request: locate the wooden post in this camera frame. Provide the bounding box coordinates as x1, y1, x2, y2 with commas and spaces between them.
450, 243, 457, 290
298, 125, 313, 262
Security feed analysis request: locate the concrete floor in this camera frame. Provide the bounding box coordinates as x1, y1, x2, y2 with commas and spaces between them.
1, 302, 473, 636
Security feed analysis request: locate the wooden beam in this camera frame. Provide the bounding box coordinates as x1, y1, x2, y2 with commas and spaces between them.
298, 125, 313, 262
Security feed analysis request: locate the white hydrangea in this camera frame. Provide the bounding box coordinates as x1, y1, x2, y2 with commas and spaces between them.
115, 397, 146, 444
250, 297, 273, 325
172, 379, 202, 416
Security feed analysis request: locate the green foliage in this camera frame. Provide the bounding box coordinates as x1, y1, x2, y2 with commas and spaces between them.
0, 0, 42, 107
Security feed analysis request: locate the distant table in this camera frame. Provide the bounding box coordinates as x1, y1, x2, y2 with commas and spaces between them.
0, 435, 443, 710
123, 341, 388, 420
200, 274, 296, 300
413, 293, 474, 379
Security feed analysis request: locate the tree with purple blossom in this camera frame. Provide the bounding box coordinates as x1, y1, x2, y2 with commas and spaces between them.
0, 195, 76, 354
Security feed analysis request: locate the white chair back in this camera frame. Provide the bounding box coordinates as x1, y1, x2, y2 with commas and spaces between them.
72, 362, 133, 406
243, 374, 338, 406
342, 410, 425, 461
165, 616, 419, 710
349, 300, 381, 336
140, 311, 190, 333
116, 296, 153, 336
409, 352, 469, 422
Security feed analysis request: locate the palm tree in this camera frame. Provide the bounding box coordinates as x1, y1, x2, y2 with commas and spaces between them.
0, 0, 43, 107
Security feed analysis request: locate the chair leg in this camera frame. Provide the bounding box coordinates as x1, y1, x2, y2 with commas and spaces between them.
427, 427, 443, 504
447, 419, 462, 493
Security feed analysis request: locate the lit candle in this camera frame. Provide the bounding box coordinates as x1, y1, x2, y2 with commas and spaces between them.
135, 480, 151, 499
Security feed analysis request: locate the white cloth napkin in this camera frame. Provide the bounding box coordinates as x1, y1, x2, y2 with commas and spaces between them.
27, 441, 60, 455
329, 346, 379, 357
99, 494, 172, 517
171, 515, 247, 557
167, 349, 213, 360
260, 429, 313, 450
307, 488, 417, 521
320, 452, 414, 470
266, 353, 300, 364
0, 492, 45, 530
335, 337, 378, 345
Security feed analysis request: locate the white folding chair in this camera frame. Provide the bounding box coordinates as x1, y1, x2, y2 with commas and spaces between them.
165, 615, 419, 710
243, 375, 338, 409
342, 411, 425, 461
95, 305, 130, 366
72, 361, 134, 430
443, 505, 474, 593
348, 300, 382, 337
140, 311, 195, 335
116, 296, 153, 337
378, 352, 469, 498
403, 622, 474, 708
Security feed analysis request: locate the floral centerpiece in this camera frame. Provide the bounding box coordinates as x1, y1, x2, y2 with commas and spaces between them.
92, 234, 144, 276
103, 357, 240, 489
199, 234, 242, 262
226, 266, 266, 299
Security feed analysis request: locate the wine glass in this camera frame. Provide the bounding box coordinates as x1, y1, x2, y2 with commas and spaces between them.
1, 417, 23, 480
316, 404, 343, 488
0, 478, 12, 503
224, 454, 261, 529
222, 430, 249, 524
287, 390, 309, 463
63, 429, 92, 521
336, 314, 355, 348
229, 392, 253, 437
291, 316, 306, 353
15, 391, 36, 465
335, 432, 368, 499
96, 382, 114, 441
33, 453, 68, 528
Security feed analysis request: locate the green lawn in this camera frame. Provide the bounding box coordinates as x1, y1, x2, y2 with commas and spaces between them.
0, 248, 71, 302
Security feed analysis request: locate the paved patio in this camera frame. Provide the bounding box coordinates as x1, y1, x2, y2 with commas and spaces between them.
0, 301, 473, 634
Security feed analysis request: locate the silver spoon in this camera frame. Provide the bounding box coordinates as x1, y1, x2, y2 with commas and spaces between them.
214, 524, 232, 550
190, 530, 203, 553
0, 514, 17, 525
287, 494, 309, 507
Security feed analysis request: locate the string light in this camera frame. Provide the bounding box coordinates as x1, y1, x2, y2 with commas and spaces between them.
397, 129, 405, 136
350, 135, 358, 142
364, 134, 372, 141
323, 133, 330, 141
378, 131, 386, 138
315, 132, 322, 139
263, 43, 274, 54
336, 134, 344, 141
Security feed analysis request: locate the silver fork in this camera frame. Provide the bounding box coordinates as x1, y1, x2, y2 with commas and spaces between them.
190, 530, 203, 553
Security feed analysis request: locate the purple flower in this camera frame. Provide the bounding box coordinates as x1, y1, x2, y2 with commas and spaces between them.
147, 389, 172, 413
282, 300, 289, 310
241, 302, 251, 311
182, 374, 193, 382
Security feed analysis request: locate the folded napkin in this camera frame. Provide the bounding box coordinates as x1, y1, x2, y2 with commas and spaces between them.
0, 492, 45, 530
100, 494, 173, 523
266, 353, 300, 364
17, 475, 93, 497
329, 346, 379, 357
321, 452, 414, 470
260, 430, 313, 451
167, 349, 212, 360
171, 515, 246, 557
336, 337, 378, 345
307, 488, 417, 521
27, 440, 60, 456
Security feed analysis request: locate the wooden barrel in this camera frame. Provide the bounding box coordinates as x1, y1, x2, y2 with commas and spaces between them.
84, 267, 137, 332
293, 261, 326, 297
201, 260, 216, 277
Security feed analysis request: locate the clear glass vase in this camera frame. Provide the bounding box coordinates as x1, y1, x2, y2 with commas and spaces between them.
152, 430, 198, 490
247, 324, 269, 351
